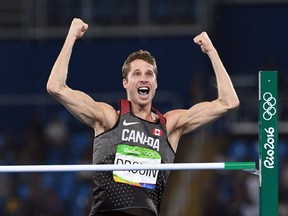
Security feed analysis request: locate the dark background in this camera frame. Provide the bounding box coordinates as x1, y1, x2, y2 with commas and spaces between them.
0, 1, 287, 216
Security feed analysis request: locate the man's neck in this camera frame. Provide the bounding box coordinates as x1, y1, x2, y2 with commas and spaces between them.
130, 102, 157, 122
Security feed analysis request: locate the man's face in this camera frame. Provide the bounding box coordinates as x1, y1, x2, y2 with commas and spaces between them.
123, 59, 157, 106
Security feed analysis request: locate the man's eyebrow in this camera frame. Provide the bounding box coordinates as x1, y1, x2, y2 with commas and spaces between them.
131, 69, 140, 73
131, 68, 155, 74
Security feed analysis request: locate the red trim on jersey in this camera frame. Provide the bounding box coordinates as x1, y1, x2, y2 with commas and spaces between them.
120, 100, 130, 115
120, 99, 166, 128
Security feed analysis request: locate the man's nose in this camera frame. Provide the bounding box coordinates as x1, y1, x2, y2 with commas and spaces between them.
140, 75, 148, 82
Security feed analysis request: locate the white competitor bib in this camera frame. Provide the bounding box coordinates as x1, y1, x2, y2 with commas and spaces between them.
113, 144, 161, 189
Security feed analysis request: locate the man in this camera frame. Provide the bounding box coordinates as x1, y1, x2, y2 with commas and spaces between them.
47, 18, 239, 216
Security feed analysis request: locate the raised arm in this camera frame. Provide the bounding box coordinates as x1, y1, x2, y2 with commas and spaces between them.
47, 18, 118, 134
165, 32, 239, 150
193, 32, 239, 111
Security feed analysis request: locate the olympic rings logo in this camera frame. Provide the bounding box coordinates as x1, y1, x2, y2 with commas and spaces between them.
262, 92, 277, 121
145, 151, 155, 158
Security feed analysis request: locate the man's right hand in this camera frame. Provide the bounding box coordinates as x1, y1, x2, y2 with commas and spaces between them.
68, 18, 89, 39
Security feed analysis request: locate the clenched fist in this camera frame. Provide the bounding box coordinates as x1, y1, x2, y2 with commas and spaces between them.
68, 18, 89, 39
193, 32, 216, 54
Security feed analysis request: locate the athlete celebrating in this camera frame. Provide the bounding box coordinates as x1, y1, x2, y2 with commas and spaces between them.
47, 18, 239, 216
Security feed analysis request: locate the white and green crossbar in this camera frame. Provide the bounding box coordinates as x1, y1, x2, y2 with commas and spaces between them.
0, 162, 255, 173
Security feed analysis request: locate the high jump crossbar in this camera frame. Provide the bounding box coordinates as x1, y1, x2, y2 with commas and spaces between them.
0, 162, 256, 173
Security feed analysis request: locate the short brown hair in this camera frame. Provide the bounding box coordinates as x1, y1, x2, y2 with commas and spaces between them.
122, 50, 158, 79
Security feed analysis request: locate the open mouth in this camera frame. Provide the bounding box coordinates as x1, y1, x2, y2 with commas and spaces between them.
138, 87, 150, 95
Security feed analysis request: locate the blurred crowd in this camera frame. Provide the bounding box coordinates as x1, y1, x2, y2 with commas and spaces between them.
202, 137, 288, 216
0, 111, 94, 216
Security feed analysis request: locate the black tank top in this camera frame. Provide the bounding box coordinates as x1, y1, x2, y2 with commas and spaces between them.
89, 100, 175, 216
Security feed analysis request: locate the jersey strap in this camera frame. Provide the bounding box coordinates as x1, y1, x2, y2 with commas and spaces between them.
119, 99, 130, 115
152, 106, 166, 128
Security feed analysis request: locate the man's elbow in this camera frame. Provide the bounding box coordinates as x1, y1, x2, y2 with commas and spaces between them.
218, 97, 240, 113
226, 98, 240, 111
46, 80, 64, 97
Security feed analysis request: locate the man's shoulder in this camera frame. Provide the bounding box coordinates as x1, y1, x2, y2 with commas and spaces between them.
163, 109, 185, 119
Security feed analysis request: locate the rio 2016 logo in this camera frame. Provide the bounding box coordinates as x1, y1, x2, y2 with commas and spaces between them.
262, 92, 277, 121
263, 127, 275, 169
262, 91, 277, 169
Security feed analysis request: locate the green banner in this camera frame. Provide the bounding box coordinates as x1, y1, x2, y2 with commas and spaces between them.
259, 71, 278, 216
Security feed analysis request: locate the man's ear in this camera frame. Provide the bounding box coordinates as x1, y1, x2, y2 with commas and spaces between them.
122, 79, 128, 89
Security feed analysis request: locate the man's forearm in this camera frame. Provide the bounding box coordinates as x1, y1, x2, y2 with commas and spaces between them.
208, 49, 239, 108
47, 35, 77, 93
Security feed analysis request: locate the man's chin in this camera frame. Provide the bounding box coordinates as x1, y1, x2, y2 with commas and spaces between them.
137, 95, 153, 105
